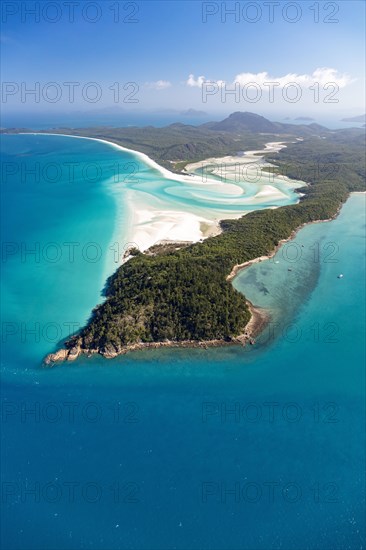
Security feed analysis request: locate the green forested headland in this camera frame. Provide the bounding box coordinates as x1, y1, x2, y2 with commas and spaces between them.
67, 130, 365, 357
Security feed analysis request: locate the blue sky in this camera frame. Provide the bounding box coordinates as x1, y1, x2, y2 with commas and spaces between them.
1, 0, 365, 119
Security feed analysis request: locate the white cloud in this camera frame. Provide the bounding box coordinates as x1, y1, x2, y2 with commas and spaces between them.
145, 80, 172, 90
234, 68, 353, 88
186, 74, 206, 87
186, 68, 354, 89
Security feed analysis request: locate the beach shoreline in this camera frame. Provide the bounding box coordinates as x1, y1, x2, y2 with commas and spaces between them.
17, 132, 303, 258
20, 132, 230, 187
19, 132, 239, 257
31, 133, 324, 365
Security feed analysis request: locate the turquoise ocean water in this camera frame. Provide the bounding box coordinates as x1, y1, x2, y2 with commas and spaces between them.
1, 134, 365, 549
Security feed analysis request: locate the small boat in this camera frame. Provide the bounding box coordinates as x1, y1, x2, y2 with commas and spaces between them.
337, 274, 344, 279
288, 268, 292, 272
249, 339, 256, 345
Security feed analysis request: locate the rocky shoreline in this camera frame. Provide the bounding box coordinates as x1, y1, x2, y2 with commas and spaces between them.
43, 301, 269, 366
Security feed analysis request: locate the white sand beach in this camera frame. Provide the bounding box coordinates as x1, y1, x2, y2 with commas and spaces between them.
184, 141, 288, 173
124, 191, 219, 252
27, 133, 304, 261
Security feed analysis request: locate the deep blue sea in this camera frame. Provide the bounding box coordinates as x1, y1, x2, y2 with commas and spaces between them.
1, 134, 365, 550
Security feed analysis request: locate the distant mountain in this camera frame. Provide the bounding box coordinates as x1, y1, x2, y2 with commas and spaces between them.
201, 111, 328, 136
295, 116, 315, 121
307, 123, 328, 131
341, 114, 366, 123
205, 112, 280, 133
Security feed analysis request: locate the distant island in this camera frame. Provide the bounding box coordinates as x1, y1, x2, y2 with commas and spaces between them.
180, 108, 207, 117
2, 112, 364, 364
341, 114, 366, 123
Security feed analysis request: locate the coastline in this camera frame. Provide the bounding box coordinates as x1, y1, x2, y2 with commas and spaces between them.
18, 133, 226, 252
20, 132, 228, 186
17, 132, 346, 366
122, 191, 217, 253
45, 206, 344, 366
226, 210, 343, 282
44, 300, 269, 365
225, 182, 366, 283
16, 132, 303, 258
42, 195, 349, 366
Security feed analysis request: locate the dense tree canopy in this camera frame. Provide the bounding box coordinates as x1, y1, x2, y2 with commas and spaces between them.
66, 132, 365, 356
